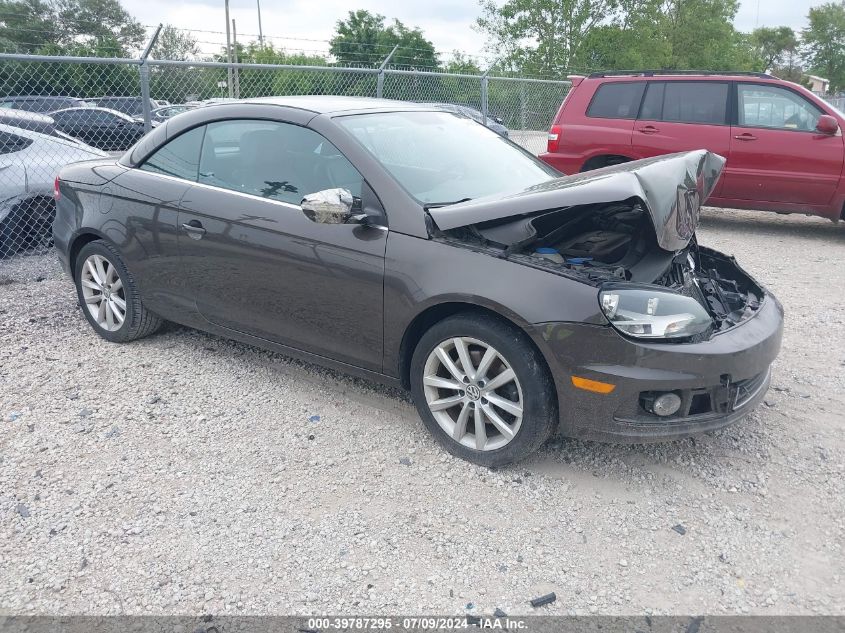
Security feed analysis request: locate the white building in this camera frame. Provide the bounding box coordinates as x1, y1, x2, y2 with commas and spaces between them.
806, 74, 830, 95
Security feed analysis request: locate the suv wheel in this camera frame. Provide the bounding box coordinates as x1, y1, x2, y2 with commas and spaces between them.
410, 313, 558, 467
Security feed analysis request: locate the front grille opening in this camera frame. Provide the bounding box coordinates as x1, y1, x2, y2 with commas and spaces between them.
688, 393, 712, 415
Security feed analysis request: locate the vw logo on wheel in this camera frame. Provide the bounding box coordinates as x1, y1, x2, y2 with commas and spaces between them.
465, 384, 481, 401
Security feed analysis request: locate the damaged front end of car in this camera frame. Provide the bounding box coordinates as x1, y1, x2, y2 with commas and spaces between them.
427, 150, 764, 342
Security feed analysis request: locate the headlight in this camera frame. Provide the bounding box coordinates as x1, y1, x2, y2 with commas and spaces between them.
599, 287, 712, 339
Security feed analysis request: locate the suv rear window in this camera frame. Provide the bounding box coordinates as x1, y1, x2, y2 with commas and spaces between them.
586, 82, 645, 120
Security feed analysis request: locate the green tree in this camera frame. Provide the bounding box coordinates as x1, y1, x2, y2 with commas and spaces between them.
802, 1, 845, 92
476, 0, 620, 75
443, 51, 482, 74
55, 0, 145, 52
750, 26, 798, 72
0, 0, 144, 56
657, 0, 753, 70
330, 9, 438, 68
151, 25, 199, 61
575, 0, 669, 71
0, 0, 59, 53
476, 0, 754, 76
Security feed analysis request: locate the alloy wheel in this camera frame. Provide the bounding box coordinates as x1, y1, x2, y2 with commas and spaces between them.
80, 254, 126, 332
422, 337, 524, 451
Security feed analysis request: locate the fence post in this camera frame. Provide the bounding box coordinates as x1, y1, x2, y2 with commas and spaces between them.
376, 45, 399, 99
139, 24, 162, 133
519, 81, 526, 130
232, 19, 240, 99
224, 0, 233, 98
480, 62, 497, 126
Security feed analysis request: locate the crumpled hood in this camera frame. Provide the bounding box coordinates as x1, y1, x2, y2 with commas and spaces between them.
428, 150, 726, 252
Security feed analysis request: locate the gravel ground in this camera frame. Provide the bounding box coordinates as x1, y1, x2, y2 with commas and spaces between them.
1, 208, 844, 616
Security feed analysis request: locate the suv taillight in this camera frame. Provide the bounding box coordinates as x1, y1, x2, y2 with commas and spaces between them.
53, 176, 61, 201
547, 124, 562, 153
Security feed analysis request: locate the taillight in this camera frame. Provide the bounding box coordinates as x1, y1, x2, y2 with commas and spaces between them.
547, 124, 562, 153
53, 176, 61, 201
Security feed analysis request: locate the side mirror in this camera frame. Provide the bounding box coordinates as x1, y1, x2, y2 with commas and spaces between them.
301, 188, 355, 224
493, 116, 504, 124
816, 114, 839, 135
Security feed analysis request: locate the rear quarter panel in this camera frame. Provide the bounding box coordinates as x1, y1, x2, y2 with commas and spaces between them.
55, 162, 193, 319
539, 80, 636, 173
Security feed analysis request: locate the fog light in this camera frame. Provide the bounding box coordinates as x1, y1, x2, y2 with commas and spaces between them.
652, 392, 682, 417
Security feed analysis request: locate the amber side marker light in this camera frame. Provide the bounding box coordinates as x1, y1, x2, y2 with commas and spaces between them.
571, 376, 616, 394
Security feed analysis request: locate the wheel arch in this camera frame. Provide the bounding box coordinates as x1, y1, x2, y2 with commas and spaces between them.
397, 301, 559, 403
581, 154, 633, 172
68, 230, 111, 278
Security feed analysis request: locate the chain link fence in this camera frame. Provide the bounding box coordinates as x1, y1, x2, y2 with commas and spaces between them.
825, 96, 845, 112
0, 52, 569, 261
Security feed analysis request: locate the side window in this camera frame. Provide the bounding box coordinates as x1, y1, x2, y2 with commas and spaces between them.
53, 111, 78, 125
738, 83, 823, 131
0, 131, 33, 155
662, 82, 728, 125
98, 111, 123, 124
587, 82, 646, 120
198, 119, 364, 205
140, 126, 205, 181
639, 82, 664, 120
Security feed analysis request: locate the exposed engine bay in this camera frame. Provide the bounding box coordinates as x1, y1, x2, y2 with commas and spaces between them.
433, 199, 764, 336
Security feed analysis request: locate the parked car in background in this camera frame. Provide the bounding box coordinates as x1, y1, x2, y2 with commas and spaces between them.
185, 98, 239, 108
431, 103, 509, 137
50, 107, 148, 151
0, 110, 112, 150
0, 109, 60, 136
90, 96, 160, 117
0, 95, 93, 113
150, 104, 196, 123
0, 123, 106, 256
54, 97, 781, 466
540, 71, 845, 221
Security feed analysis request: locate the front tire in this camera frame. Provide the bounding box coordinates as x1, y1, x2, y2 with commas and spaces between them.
410, 313, 558, 467
74, 240, 163, 343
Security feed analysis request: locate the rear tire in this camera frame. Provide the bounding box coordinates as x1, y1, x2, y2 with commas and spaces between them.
410, 313, 558, 467
73, 240, 163, 343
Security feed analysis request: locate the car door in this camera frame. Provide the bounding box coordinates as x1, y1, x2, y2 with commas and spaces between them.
720, 82, 844, 206
176, 118, 387, 372
108, 125, 207, 317
632, 81, 731, 195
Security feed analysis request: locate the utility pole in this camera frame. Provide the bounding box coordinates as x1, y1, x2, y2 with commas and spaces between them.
224, 0, 233, 98
256, 0, 264, 48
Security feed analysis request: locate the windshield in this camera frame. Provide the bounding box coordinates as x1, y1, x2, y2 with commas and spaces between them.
337, 111, 557, 205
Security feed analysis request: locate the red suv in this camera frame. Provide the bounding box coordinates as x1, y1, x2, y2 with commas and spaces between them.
539, 71, 845, 220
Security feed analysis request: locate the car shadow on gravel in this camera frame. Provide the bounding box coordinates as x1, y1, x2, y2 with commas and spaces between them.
163, 321, 769, 487
700, 210, 845, 241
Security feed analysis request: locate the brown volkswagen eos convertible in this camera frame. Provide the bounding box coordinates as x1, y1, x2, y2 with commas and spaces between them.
54, 96, 783, 466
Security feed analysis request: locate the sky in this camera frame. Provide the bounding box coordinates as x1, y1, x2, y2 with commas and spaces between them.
124, 0, 822, 60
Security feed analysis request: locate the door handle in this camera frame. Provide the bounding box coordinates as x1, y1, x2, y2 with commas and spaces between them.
181, 220, 206, 240
734, 133, 757, 141
638, 125, 659, 134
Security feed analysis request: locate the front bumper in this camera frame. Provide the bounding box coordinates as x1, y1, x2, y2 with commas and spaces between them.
536, 292, 784, 442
